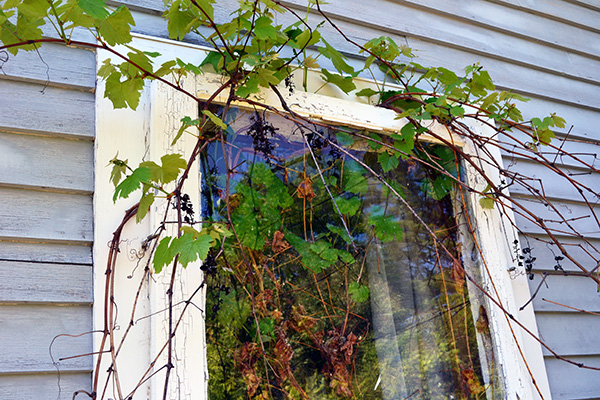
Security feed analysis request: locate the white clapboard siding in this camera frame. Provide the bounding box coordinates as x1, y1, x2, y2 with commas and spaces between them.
536, 312, 600, 356
389, 0, 600, 58
0, 80, 94, 139
502, 160, 600, 202
518, 233, 600, 273
0, 261, 92, 304
0, 36, 96, 398
512, 197, 600, 240
0, 373, 91, 400
0, 188, 92, 243
1, 43, 95, 90
0, 305, 93, 373
109, 0, 163, 13
544, 356, 600, 399
565, 0, 600, 13
529, 274, 600, 312
0, 241, 92, 265
0, 132, 93, 193
488, 0, 600, 32
500, 130, 600, 168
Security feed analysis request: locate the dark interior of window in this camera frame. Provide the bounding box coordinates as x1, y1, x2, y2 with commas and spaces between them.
201, 108, 501, 399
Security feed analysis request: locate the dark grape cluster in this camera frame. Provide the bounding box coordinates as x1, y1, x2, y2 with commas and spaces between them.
180, 193, 195, 224
305, 129, 343, 164
248, 112, 278, 161
200, 251, 217, 275
284, 74, 295, 95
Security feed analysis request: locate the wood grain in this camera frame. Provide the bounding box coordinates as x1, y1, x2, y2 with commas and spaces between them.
0, 132, 93, 193
0, 305, 93, 373
0, 43, 95, 90
0, 80, 94, 139
0, 261, 92, 304
0, 372, 91, 400
0, 188, 92, 243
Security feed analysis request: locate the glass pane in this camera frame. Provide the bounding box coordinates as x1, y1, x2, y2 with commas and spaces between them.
203, 108, 501, 399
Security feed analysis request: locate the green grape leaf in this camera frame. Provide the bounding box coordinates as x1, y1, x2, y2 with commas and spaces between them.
343, 170, 368, 195
327, 223, 353, 244
378, 151, 399, 172
336, 131, 354, 147
104, 72, 144, 109
254, 15, 279, 41
140, 153, 187, 185
236, 75, 260, 97
320, 69, 356, 94
291, 28, 321, 49
202, 110, 228, 130
153, 236, 174, 273
76, 0, 108, 19
368, 206, 402, 242
550, 113, 566, 129
170, 233, 213, 267
126, 48, 154, 76
155, 60, 177, 77
256, 67, 281, 87
318, 38, 354, 75
108, 155, 128, 187
479, 195, 495, 209
113, 166, 151, 202
136, 192, 155, 223
334, 195, 361, 216
286, 234, 331, 273
165, 0, 194, 40
98, 6, 134, 46
450, 106, 465, 117
17, 0, 49, 18
348, 282, 369, 303
355, 87, 379, 98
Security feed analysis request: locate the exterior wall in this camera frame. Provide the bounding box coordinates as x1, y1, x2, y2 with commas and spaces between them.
1, 0, 599, 398
0, 44, 96, 398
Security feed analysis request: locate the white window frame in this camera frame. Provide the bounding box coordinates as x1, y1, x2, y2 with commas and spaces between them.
95, 33, 551, 400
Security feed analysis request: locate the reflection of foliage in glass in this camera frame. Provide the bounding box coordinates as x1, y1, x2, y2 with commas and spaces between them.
203, 110, 500, 399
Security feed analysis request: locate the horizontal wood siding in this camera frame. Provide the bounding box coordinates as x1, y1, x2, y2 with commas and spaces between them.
0, 373, 92, 400
0, 42, 96, 90
0, 131, 94, 193
0, 305, 93, 373
0, 43, 95, 399
0, 80, 95, 139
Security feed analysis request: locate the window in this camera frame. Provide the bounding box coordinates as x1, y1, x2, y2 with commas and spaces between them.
95, 35, 550, 400
201, 108, 501, 399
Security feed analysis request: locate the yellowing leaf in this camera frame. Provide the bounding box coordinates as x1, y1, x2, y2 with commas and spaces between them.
303, 55, 319, 69
140, 153, 187, 185
98, 6, 134, 46
201, 110, 227, 130
479, 195, 495, 209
